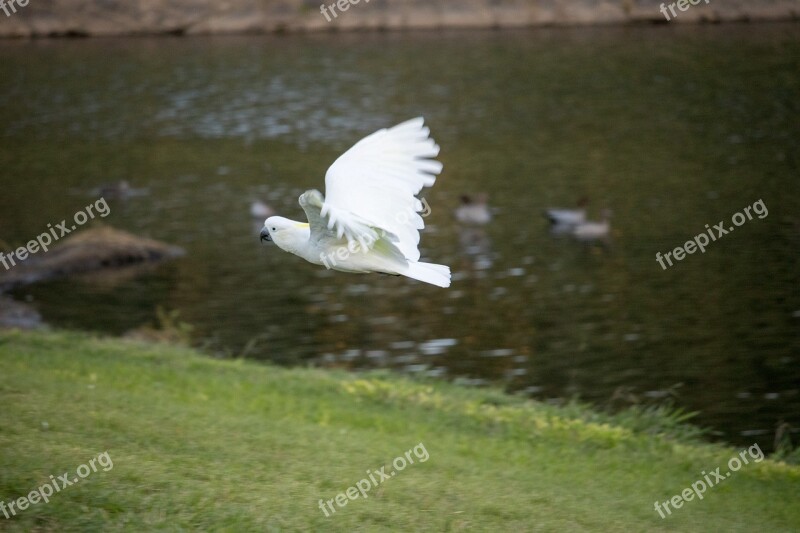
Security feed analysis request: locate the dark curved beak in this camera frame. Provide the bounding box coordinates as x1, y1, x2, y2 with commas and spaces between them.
260, 227, 272, 242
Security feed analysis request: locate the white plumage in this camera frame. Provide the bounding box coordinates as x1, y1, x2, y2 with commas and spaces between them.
545, 208, 586, 227
571, 209, 612, 241
260, 118, 450, 288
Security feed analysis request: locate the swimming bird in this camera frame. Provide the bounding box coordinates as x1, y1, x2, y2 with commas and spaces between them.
259, 118, 450, 288
94, 180, 131, 199
544, 197, 588, 227
250, 200, 274, 219
90, 180, 148, 200
572, 209, 612, 241
454, 194, 492, 225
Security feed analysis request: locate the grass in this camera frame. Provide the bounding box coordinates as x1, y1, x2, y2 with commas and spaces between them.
0, 330, 798, 531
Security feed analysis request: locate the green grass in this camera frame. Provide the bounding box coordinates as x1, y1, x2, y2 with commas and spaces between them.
0, 330, 797, 531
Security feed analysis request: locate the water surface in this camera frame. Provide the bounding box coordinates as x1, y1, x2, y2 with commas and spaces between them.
1, 24, 798, 450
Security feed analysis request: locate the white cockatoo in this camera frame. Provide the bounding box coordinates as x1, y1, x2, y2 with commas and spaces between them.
260, 118, 450, 288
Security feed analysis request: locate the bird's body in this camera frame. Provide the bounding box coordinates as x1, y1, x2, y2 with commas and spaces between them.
545, 208, 586, 226
572, 220, 609, 240
544, 197, 589, 227
572, 209, 612, 241
250, 200, 274, 219
454, 194, 491, 225
91, 180, 132, 200
90, 180, 148, 200
260, 118, 450, 288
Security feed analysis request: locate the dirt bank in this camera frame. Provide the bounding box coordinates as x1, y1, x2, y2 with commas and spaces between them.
0, 0, 796, 38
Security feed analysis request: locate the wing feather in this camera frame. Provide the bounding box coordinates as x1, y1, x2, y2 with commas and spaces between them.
318, 117, 443, 262
300, 189, 408, 265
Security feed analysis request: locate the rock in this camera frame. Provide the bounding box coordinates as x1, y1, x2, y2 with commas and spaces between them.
0, 226, 184, 291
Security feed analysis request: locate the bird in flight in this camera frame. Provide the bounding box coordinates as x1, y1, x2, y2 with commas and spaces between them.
260, 118, 450, 288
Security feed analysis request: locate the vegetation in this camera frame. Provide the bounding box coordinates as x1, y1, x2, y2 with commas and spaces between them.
0, 330, 798, 531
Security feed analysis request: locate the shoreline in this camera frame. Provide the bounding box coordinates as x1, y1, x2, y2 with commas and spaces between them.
1, 329, 797, 529
0, 1, 797, 39
0, 331, 800, 532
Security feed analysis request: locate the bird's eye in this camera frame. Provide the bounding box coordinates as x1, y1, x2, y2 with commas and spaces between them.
271, 227, 277, 232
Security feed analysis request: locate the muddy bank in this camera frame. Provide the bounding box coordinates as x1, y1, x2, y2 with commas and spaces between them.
0, 0, 797, 38
0, 226, 184, 292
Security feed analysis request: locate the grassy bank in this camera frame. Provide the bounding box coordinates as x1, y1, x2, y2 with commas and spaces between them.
0, 330, 797, 531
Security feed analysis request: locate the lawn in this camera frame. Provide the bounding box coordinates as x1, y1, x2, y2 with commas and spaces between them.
0, 330, 797, 531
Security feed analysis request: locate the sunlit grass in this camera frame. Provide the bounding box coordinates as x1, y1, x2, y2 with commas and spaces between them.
0, 330, 797, 531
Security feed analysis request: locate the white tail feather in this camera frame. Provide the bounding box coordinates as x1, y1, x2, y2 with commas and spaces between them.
402, 262, 451, 288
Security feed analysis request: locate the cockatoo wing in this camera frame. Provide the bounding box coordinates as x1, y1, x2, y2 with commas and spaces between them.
318, 117, 443, 262
300, 189, 408, 263
299, 189, 336, 241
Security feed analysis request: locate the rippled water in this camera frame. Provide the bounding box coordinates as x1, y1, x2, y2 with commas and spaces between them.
1, 25, 798, 450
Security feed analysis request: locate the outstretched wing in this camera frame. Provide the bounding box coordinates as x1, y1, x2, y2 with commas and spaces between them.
319, 117, 443, 262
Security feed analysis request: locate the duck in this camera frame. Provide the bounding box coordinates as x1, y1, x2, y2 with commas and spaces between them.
544, 197, 588, 227
250, 200, 274, 219
454, 194, 491, 225
94, 180, 131, 199
572, 209, 612, 241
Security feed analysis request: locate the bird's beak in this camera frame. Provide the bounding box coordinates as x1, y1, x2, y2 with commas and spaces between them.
260, 227, 272, 242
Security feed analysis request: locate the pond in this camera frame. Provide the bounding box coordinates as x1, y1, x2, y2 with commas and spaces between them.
1, 23, 798, 451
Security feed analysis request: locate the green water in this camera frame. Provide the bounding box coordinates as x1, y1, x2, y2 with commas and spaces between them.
1, 24, 798, 450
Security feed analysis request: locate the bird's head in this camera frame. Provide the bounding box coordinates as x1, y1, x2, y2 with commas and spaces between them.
260, 216, 310, 251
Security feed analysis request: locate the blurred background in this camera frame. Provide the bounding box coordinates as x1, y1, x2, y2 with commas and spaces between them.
0, 3, 798, 454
